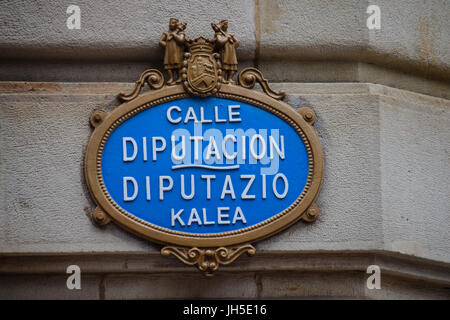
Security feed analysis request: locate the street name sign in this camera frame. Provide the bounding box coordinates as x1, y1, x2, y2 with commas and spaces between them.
85, 19, 323, 275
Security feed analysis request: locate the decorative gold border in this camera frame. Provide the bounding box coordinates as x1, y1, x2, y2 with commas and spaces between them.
85, 84, 324, 247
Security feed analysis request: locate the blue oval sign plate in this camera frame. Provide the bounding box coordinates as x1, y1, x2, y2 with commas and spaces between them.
85, 85, 323, 247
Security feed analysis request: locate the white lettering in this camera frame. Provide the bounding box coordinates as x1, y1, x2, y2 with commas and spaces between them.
159, 176, 173, 200
232, 207, 247, 224
142, 137, 148, 161
171, 135, 185, 161
217, 207, 230, 225
190, 136, 203, 161
262, 174, 267, 199
152, 137, 166, 161
228, 105, 241, 122
200, 107, 212, 123
184, 107, 199, 123
171, 208, 184, 226
205, 136, 220, 161
221, 175, 236, 200
201, 175, 216, 200
269, 135, 285, 160
146, 176, 151, 201
202, 208, 215, 225
187, 208, 202, 226
240, 175, 256, 199
214, 106, 226, 123
250, 134, 266, 160
181, 174, 195, 200
167, 105, 182, 123
123, 177, 138, 201
272, 173, 289, 199
222, 135, 237, 160
123, 137, 137, 162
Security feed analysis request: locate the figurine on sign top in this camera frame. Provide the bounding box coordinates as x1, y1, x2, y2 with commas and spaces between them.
159, 18, 186, 85
212, 19, 239, 84
121, 18, 285, 101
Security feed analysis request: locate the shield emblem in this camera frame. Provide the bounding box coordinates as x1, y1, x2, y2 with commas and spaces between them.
187, 53, 218, 93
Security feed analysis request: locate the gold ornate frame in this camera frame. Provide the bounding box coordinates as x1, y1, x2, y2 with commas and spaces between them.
85, 62, 323, 275
86, 83, 323, 245
84, 18, 325, 275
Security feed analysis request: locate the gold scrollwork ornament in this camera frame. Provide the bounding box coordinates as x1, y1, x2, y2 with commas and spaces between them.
161, 244, 256, 277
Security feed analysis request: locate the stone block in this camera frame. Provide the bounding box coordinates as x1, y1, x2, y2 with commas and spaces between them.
0, 0, 256, 62
103, 273, 257, 299
0, 274, 100, 300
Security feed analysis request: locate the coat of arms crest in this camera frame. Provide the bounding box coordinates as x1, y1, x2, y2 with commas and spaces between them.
181, 37, 221, 96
